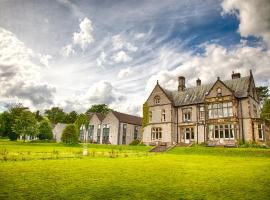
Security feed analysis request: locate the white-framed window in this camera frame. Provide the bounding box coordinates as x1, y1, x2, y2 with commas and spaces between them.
161, 109, 166, 122
199, 105, 205, 120
134, 126, 138, 140
258, 124, 264, 140
184, 127, 194, 140
208, 102, 233, 119
154, 95, 160, 104
183, 108, 192, 122
151, 127, 162, 140
208, 124, 235, 140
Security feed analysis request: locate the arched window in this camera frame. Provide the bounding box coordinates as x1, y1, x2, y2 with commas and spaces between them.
161, 109, 166, 121
217, 88, 222, 96
154, 95, 160, 104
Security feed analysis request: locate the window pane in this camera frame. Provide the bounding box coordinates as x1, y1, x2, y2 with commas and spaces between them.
225, 129, 229, 138
220, 130, 224, 138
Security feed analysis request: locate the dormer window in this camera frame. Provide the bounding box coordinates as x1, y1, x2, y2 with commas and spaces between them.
154, 95, 160, 104
217, 88, 222, 96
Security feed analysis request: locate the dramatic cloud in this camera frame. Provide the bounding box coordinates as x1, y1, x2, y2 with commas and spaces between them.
96, 51, 106, 67
112, 51, 132, 63
84, 81, 115, 104
61, 44, 75, 57
146, 43, 270, 92
222, 0, 270, 45
117, 67, 133, 79
73, 17, 94, 50
0, 27, 56, 109
112, 34, 138, 52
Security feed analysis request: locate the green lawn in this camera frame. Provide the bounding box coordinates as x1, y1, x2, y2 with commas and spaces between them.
0, 140, 270, 200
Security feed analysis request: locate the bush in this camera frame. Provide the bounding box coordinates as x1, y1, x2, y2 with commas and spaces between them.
38, 120, 53, 140
61, 124, 78, 144
238, 141, 268, 149
129, 139, 141, 145
7, 132, 19, 141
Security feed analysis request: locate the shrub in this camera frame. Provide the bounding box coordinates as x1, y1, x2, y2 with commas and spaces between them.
61, 124, 78, 144
239, 141, 268, 149
38, 120, 53, 140
129, 139, 141, 145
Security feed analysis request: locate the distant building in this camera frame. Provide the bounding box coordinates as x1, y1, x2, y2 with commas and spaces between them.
143, 70, 269, 146
80, 111, 142, 145
53, 123, 67, 142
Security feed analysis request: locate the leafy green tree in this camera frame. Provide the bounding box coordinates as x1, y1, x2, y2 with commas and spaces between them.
86, 104, 111, 115
65, 111, 78, 123
12, 110, 38, 141
35, 110, 44, 122
38, 119, 53, 140
61, 124, 78, 144
44, 107, 66, 125
0, 112, 12, 137
256, 86, 269, 104
74, 113, 89, 132
261, 99, 270, 123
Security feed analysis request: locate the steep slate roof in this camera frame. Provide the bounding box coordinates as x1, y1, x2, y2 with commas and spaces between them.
162, 76, 250, 106
112, 111, 142, 126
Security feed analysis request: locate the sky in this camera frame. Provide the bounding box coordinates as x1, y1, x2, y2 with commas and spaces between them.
0, 0, 270, 116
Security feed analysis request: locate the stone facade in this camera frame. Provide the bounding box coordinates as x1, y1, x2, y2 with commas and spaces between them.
80, 111, 142, 145
143, 71, 269, 146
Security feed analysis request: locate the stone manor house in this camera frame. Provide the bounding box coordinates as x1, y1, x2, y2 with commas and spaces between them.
143, 70, 269, 146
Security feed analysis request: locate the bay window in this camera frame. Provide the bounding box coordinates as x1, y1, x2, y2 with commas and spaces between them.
208, 102, 233, 119
151, 127, 162, 140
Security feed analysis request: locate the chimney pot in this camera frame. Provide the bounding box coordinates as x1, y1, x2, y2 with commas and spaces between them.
232, 71, 241, 79
178, 76, 185, 91
196, 78, 201, 86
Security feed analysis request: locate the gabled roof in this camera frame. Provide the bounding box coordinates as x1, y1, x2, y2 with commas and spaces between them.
111, 111, 142, 126
161, 76, 250, 106
88, 113, 105, 122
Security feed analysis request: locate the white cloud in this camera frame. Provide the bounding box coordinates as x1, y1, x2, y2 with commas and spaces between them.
96, 51, 106, 66
117, 67, 133, 79
146, 43, 270, 93
222, 0, 270, 45
61, 44, 75, 56
84, 80, 115, 104
111, 34, 138, 52
73, 17, 94, 50
112, 34, 124, 50
112, 50, 132, 63
135, 33, 145, 39
0, 27, 56, 109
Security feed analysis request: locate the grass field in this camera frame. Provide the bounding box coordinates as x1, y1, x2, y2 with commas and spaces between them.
0, 140, 270, 200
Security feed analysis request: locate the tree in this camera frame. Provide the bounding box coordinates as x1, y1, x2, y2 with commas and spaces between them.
261, 99, 270, 123
61, 124, 78, 144
0, 112, 12, 137
6, 104, 28, 140
142, 102, 149, 137
74, 113, 89, 132
44, 107, 66, 125
12, 110, 38, 141
35, 110, 44, 122
38, 119, 53, 140
256, 86, 269, 104
65, 111, 78, 124
86, 104, 111, 115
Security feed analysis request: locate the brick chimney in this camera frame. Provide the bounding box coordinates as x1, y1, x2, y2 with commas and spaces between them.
196, 78, 201, 86
178, 76, 185, 91
232, 71, 241, 79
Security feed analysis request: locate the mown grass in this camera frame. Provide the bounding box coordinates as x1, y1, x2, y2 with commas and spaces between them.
0, 140, 270, 200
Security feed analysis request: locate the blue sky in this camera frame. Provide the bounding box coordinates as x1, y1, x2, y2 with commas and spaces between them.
0, 0, 269, 115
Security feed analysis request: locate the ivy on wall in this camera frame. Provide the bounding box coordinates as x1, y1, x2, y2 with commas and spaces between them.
142, 102, 149, 133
